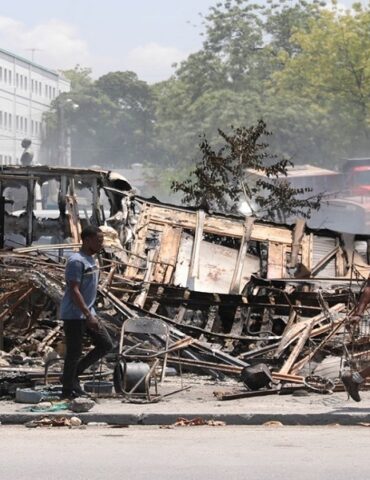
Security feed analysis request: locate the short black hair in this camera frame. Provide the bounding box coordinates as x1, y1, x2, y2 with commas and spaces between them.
81, 225, 102, 241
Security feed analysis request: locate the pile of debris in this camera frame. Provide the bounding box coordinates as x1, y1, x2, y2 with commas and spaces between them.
0, 165, 370, 401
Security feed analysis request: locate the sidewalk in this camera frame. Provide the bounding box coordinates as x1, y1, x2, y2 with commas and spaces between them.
1, 375, 370, 426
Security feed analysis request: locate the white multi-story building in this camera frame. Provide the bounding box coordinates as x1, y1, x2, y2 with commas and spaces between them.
0, 47, 70, 166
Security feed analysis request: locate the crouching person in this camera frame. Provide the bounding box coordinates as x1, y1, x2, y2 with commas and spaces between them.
60, 225, 113, 398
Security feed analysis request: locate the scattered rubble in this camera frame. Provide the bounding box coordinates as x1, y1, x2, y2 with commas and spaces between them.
172, 417, 226, 427
25, 416, 83, 428
69, 398, 95, 413
0, 165, 370, 406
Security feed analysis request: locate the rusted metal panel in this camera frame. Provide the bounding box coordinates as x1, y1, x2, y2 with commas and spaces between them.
124, 203, 152, 280
153, 226, 182, 284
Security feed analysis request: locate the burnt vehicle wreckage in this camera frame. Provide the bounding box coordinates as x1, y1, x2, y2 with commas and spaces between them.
0, 165, 370, 402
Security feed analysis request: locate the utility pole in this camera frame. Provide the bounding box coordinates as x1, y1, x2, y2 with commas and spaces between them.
57, 98, 78, 167
57, 100, 67, 167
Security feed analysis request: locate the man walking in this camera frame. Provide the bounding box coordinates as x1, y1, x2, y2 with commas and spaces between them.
60, 225, 113, 398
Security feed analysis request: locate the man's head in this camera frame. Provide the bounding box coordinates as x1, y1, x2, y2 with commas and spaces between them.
81, 225, 104, 255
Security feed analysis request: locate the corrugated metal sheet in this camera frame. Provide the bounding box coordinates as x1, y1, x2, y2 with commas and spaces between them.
312, 236, 336, 277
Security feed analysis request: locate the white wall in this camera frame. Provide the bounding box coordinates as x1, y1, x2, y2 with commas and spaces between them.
0, 48, 70, 166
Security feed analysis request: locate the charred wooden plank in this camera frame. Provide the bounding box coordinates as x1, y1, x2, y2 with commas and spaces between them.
289, 219, 306, 269
229, 217, 255, 294
200, 305, 219, 342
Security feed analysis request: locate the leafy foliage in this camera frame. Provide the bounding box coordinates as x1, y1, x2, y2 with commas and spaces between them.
44, 68, 158, 168
156, 0, 370, 174
44, 2, 370, 196
172, 120, 322, 220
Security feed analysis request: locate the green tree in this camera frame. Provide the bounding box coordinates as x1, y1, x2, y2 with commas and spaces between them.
172, 120, 321, 220
62, 65, 93, 91
43, 1, 370, 196
94, 71, 157, 166
44, 70, 158, 168
154, 0, 325, 171
272, 2, 370, 162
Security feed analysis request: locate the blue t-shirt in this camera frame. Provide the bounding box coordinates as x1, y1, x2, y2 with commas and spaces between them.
60, 251, 99, 320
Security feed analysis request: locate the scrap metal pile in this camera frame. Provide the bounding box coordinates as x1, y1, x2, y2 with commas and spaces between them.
1, 165, 370, 399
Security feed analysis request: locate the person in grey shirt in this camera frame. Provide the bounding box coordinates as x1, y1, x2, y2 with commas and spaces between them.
60, 225, 113, 398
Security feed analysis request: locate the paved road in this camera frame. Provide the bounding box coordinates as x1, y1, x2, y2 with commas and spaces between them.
1, 425, 369, 480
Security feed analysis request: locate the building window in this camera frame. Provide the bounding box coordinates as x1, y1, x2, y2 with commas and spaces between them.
4, 112, 7, 129
0, 67, 2, 82
0, 111, 2, 128
52, 87, 56, 98
16, 73, 19, 88
39, 82, 42, 95
20, 117, 23, 131
24, 118, 27, 134
9, 113, 12, 130
4, 69, 7, 83
8, 71, 12, 85
24, 77, 27, 90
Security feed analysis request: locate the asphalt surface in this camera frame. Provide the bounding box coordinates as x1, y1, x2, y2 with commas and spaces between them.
1, 425, 370, 480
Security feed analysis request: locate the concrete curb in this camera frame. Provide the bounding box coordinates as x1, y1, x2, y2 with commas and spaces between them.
1, 411, 370, 426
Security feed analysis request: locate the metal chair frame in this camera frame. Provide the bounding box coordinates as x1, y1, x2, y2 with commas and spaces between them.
115, 316, 170, 402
